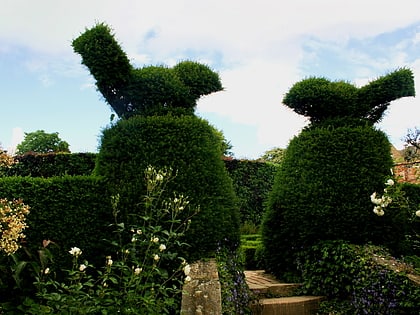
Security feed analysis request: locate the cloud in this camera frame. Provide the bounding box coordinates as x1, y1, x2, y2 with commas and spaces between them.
8, 127, 25, 154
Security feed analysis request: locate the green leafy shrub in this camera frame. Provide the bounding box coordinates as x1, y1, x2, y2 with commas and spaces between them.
216, 245, 252, 314
401, 183, 420, 252
262, 121, 394, 278
300, 241, 420, 314
95, 114, 240, 261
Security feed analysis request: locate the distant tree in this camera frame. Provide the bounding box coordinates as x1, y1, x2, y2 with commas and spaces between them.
260, 147, 285, 164
72, 23, 223, 119
15, 130, 70, 155
213, 128, 234, 157
403, 127, 420, 161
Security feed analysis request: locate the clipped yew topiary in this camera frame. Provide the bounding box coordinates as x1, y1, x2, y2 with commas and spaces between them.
95, 114, 240, 261
262, 69, 415, 279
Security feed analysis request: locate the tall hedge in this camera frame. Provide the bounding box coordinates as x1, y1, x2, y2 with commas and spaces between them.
0, 176, 113, 266
3, 152, 96, 177
95, 114, 240, 261
262, 121, 396, 278
224, 159, 277, 225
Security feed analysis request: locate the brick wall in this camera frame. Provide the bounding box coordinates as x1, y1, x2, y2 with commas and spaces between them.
394, 161, 420, 184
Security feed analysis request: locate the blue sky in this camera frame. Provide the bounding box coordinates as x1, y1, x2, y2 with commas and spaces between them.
1, 0, 420, 159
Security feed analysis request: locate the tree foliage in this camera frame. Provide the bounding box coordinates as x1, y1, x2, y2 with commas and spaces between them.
260, 147, 285, 164
283, 68, 415, 124
72, 23, 223, 118
403, 127, 420, 161
15, 130, 70, 155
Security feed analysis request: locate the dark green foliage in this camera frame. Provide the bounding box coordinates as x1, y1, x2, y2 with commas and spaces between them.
95, 114, 240, 261
216, 246, 252, 314
401, 183, 420, 252
224, 159, 277, 226
0, 176, 113, 267
72, 23, 132, 117
299, 241, 420, 314
3, 152, 96, 177
283, 68, 415, 123
262, 121, 394, 278
72, 23, 222, 118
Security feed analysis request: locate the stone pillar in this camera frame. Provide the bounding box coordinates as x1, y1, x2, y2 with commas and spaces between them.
181, 259, 222, 315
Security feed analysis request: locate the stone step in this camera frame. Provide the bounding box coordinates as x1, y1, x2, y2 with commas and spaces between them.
245, 270, 325, 315
250, 296, 325, 315
245, 270, 300, 297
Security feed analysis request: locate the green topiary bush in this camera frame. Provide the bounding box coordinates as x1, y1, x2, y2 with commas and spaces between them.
95, 114, 240, 261
262, 69, 415, 279
262, 120, 396, 278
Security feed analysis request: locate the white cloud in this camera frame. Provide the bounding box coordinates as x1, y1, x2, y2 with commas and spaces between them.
8, 128, 25, 155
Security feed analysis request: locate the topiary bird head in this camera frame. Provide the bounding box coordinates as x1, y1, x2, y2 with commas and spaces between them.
283, 68, 415, 124
72, 23, 223, 119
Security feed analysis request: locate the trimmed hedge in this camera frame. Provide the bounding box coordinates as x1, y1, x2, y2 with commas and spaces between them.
0, 175, 113, 267
2, 152, 277, 230
95, 114, 241, 261
3, 152, 96, 177
262, 121, 396, 278
224, 159, 277, 226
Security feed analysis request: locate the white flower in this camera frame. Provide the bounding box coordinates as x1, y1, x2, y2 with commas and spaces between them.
184, 276, 191, 283
156, 174, 164, 181
153, 254, 160, 261
124, 249, 130, 254
373, 206, 385, 216
134, 267, 142, 275
381, 196, 392, 207
151, 237, 159, 243
416, 210, 420, 217
44, 267, 50, 275
136, 229, 142, 235
131, 236, 137, 242
79, 264, 87, 272
69, 247, 82, 257
370, 192, 381, 205
159, 244, 166, 252
106, 256, 113, 266
385, 179, 395, 186
183, 264, 191, 276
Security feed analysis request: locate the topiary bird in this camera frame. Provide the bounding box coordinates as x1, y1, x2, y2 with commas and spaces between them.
283, 68, 415, 124
72, 23, 223, 119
